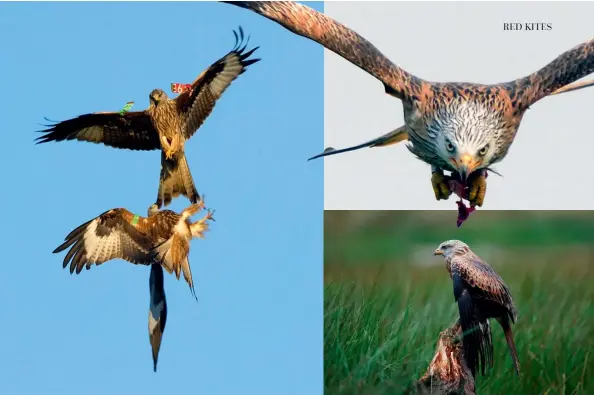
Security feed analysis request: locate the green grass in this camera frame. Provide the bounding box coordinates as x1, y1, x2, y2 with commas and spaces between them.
325, 264, 594, 394
324, 212, 594, 395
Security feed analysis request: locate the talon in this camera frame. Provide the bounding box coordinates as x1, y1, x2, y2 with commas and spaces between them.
467, 170, 487, 207
431, 170, 452, 201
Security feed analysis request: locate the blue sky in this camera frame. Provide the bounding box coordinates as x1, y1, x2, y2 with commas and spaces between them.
0, 2, 323, 394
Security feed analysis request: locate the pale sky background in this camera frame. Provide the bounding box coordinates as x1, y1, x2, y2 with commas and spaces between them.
323, 1, 594, 210
0, 2, 323, 394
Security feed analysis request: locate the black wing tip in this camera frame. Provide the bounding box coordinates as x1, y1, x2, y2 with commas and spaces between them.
231, 27, 261, 62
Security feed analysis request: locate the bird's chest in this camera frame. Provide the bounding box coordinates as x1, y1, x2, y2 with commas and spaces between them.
151, 105, 184, 139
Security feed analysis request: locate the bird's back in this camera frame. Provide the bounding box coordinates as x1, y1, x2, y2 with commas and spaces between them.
147, 210, 182, 244
454, 252, 517, 322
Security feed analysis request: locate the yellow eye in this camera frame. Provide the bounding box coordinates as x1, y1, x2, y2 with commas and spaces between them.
478, 145, 488, 156
445, 141, 455, 153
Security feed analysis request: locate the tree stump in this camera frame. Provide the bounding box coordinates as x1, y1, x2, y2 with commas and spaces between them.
416, 322, 476, 395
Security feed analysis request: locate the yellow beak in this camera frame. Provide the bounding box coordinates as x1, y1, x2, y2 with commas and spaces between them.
458, 153, 481, 180
433, 249, 443, 256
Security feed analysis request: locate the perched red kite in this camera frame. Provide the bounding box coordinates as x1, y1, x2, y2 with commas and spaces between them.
37, 27, 260, 208
434, 240, 520, 376
52, 202, 214, 299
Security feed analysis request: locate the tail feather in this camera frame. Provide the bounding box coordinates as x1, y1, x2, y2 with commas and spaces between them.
154, 233, 197, 301
157, 151, 200, 208
503, 327, 520, 376
148, 264, 167, 372
498, 318, 520, 375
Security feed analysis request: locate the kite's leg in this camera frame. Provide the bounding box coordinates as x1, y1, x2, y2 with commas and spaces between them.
431, 168, 452, 201
164, 135, 181, 160
161, 136, 176, 160
466, 170, 487, 207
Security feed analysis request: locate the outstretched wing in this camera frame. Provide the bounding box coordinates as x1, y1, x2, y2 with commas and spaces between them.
308, 125, 408, 161
36, 111, 160, 151
175, 26, 260, 140
505, 38, 594, 111
223, 1, 420, 100
452, 272, 494, 378
53, 208, 156, 274
550, 78, 594, 96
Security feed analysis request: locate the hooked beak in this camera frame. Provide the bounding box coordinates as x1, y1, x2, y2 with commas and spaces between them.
433, 249, 443, 256
456, 153, 481, 181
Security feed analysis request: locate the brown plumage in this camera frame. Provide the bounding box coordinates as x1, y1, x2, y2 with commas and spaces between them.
148, 263, 167, 372
36, 27, 260, 209
225, 1, 594, 208
52, 202, 215, 299
434, 240, 520, 376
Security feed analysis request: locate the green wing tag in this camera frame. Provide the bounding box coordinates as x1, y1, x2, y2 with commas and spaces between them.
120, 101, 135, 115
131, 214, 140, 225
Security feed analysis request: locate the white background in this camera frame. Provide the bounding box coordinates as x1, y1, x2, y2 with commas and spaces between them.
324, 1, 594, 210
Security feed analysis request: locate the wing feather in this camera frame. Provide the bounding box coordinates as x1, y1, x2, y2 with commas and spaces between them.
36, 111, 160, 151
506, 38, 594, 110
453, 271, 494, 377
175, 26, 260, 139
223, 1, 420, 100
53, 209, 156, 274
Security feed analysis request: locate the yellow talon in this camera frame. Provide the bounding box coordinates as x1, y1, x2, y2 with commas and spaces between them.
431, 171, 452, 201
467, 171, 487, 207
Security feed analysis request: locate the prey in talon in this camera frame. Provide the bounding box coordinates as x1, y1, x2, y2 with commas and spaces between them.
448, 170, 490, 227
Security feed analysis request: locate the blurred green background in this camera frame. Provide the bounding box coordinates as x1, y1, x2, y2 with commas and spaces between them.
324, 211, 594, 395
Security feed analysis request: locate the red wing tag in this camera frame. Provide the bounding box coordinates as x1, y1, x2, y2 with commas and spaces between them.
170, 83, 192, 94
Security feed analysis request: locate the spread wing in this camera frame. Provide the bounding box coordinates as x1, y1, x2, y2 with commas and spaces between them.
223, 1, 420, 100
505, 38, 594, 111
452, 273, 494, 378
175, 27, 260, 140
36, 111, 160, 151
53, 208, 156, 274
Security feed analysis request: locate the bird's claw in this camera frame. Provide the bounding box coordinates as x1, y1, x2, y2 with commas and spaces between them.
466, 170, 487, 207
431, 170, 452, 201
164, 149, 175, 160
206, 209, 216, 222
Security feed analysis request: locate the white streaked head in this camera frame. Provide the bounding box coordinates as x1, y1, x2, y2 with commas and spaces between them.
434, 239, 470, 258
432, 101, 503, 179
